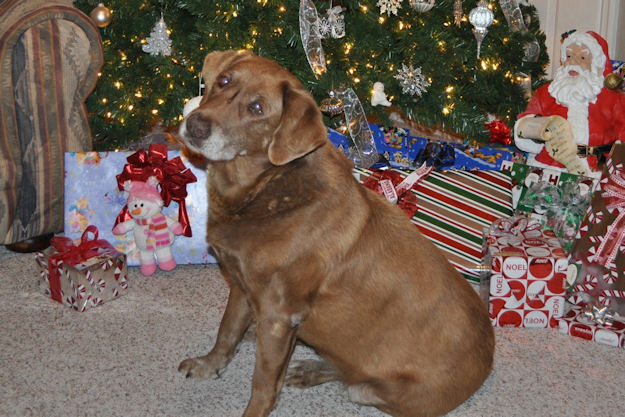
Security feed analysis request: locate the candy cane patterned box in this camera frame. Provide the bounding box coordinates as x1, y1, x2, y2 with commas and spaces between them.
35, 246, 128, 312
484, 227, 568, 328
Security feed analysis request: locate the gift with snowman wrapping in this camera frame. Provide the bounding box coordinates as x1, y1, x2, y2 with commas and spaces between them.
35, 226, 128, 311
64, 144, 217, 267
482, 216, 568, 328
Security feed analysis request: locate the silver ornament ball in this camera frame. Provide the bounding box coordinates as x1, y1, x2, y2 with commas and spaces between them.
410, 0, 436, 13
469, 0, 494, 31
90, 3, 112, 28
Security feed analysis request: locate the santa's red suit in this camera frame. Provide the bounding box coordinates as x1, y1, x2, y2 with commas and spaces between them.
518, 85, 625, 170
515, 30, 625, 173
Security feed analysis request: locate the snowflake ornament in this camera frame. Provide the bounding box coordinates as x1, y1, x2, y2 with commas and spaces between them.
316, 17, 331, 37
316, 6, 345, 39
394, 63, 430, 96
377, 0, 403, 16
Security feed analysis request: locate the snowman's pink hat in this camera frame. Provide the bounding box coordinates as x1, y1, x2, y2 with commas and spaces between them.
124, 176, 163, 205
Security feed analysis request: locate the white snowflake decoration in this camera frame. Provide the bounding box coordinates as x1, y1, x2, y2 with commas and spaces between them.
394, 63, 430, 96
316, 17, 331, 37
316, 6, 345, 39
377, 0, 403, 16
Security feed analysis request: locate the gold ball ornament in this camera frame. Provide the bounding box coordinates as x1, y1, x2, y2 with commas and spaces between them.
319, 91, 344, 117
90, 3, 112, 28
604, 72, 624, 90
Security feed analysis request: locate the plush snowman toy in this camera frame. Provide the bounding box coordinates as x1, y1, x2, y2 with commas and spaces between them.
112, 176, 183, 276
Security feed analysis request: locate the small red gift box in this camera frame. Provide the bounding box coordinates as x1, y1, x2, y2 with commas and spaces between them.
483, 216, 568, 328
35, 226, 128, 311
559, 305, 625, 348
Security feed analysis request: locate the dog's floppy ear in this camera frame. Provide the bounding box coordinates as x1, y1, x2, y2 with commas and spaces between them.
201, 50, 252, 93
268, 83, 327, 166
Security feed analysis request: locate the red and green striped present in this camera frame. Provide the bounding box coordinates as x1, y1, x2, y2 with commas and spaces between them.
354, 168, 513, 283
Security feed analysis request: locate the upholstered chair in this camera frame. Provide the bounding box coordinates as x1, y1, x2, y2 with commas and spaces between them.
0, 0, 103, 250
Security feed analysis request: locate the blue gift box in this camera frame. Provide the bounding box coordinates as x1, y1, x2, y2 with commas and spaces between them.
328, 123, 513, 170
64, 150, 217, 266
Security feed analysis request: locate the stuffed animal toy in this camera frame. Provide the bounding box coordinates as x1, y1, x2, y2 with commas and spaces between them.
112, 176, 183, 276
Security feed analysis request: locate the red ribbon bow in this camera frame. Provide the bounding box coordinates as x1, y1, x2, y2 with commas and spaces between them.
362, 166, 431, 218
485, 120, 512, 146
47, 226, 117, 303
113, 144, 197, 237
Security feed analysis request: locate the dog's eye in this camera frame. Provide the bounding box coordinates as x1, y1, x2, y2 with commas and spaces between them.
248, 101, 263, 116
217, 75, 230, 88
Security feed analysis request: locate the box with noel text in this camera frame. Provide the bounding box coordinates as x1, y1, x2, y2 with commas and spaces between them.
483, 218, 568, 327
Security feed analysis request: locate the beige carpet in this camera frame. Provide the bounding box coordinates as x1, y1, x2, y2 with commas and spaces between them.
1, 245, 624, 417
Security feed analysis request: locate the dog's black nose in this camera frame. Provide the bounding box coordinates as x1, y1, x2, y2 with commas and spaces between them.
186, 112, 211, 139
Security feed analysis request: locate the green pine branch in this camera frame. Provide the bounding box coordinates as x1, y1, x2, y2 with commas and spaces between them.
74, 0, 549, 150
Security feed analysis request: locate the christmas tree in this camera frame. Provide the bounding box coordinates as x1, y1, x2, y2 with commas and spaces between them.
75, 0, 548, 150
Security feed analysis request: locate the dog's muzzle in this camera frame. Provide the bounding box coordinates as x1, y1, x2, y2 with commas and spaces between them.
183, 112, 212, 149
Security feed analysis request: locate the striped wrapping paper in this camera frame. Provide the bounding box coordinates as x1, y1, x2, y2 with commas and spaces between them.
354, 168, 513, 283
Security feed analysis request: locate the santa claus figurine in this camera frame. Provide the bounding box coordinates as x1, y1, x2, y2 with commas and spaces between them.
515, 30, 625, 177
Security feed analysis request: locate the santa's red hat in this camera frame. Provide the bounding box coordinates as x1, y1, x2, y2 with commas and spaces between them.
561, 30, 612, 76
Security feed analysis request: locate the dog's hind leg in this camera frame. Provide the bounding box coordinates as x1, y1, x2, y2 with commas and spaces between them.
179, 283, 252, 379
285, 359, 342, 388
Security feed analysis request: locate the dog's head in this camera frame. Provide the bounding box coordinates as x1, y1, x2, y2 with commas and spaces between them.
179, 50, 327, 166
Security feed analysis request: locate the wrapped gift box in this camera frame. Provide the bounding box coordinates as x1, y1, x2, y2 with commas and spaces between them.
35, 227, 128, 311
483, 218, 568, 327
328, 124, 514, 170
567, 144, 625, 315
502, 162, 597, 212
64, 148, 216, 266
610, 59, 624, 93
500, 162, 597, 251
354, 167, 513, 283
559, 305, 625, 348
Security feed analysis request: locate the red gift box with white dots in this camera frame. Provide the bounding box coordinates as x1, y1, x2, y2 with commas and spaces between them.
484, 227, 568, 328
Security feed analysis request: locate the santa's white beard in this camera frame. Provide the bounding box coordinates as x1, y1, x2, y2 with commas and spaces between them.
548, 64, 603, 107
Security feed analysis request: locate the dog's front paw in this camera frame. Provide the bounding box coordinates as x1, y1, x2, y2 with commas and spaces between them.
178, 356, 224, 379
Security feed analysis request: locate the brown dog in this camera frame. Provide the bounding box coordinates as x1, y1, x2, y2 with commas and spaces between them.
178, 50, 494, 417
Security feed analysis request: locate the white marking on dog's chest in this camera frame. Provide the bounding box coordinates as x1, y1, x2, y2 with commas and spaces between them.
290, 314, 303, 327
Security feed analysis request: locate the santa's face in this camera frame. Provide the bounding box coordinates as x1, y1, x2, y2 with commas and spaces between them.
548, 44, 603, 107
563, 44, 592, 74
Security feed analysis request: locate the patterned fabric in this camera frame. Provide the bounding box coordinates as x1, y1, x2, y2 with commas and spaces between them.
137, 215, 172, 251
0, 1, 103, 244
